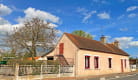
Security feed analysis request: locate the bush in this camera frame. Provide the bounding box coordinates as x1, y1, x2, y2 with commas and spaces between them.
47, 60, 59, 65
7, 59, 44, 65
7, 58, 60, 65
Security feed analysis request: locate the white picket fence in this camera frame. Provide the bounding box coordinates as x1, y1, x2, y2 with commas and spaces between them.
19, 65, 74, 75
0, 65, 15, 75
0, 64, 74, 80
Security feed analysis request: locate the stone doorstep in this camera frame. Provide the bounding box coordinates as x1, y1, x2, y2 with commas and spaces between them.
43, 71, 138, 80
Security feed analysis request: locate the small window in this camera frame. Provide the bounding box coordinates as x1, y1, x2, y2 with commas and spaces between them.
47, 57, 54, 60
94, 56, 99, 69
85, 56, 90, 69
59, 43, 64, 54
108, 58, 112, 68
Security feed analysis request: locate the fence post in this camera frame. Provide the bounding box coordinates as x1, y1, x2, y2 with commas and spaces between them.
72, 65, 75, 76
15, 63, 19, 80
58, 65, 61, 77
40, 64, 43, 80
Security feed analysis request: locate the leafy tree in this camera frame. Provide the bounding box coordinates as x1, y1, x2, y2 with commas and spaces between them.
6, 18, 58, 59
72, 30, 93, 39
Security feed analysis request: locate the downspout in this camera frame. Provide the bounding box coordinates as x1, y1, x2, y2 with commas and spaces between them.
74, 48, 79, 77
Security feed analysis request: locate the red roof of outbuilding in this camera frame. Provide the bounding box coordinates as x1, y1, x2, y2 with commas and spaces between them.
27, 57, 40, 60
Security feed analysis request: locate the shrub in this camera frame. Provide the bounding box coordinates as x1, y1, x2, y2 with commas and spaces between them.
7, 59, 44, 65
47, 60, 59, 65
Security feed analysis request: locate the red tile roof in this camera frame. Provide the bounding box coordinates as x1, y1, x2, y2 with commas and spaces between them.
65, 33, 129, 56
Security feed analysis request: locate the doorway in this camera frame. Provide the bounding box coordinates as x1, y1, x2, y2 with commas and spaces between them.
121, 59, 124, 72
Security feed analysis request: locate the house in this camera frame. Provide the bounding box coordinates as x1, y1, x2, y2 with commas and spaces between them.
129, 59, 138, 71
42, 33, 130, 76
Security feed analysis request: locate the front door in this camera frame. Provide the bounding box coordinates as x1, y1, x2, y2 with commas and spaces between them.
121, 59, 124, 72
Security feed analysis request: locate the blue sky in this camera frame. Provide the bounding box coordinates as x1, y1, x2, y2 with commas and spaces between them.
0, 0, 138, 57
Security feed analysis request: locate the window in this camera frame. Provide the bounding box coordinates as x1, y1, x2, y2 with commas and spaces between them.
85, 56, 90, 69
47, 56, 54, 60
108, 58, 112, 68
94, 56, 99, 69
59, 43, 64, 54
124, 59, 127, 68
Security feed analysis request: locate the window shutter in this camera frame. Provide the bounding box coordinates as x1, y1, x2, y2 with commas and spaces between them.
94, 56, 99, 69
59, 43, 64, 54
85, 56, 90, 69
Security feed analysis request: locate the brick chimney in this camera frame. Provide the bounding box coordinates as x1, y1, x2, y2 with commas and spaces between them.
100, 35, 106, 44
114, 40, 119, 48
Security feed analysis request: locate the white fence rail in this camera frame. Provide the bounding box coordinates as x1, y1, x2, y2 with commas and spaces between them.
0, 64, 74, 78
0, 65, 15, 75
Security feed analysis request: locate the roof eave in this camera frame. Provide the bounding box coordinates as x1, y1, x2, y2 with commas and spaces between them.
79, 48, 129, 56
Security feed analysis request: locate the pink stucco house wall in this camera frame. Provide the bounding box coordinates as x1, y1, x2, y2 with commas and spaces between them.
42, 33, 130, 76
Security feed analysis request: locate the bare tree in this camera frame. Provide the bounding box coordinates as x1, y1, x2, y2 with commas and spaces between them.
6, 18, 58, 58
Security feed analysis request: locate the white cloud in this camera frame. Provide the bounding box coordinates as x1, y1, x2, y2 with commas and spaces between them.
48, 23, 58, 28
120, 0, 125, 2
0, 18, 57, 33
126, 6, 138, 12
0, 4, 12, 16
0, 22, 23, 32
128, 13, 137, 18
104, 35, 112, 42
0, 17, 12, 32
0, 7, 61, 35
82, 11, 96, 23
119, 28, 128, 31
105, 35, 111, 38
114, 37, 138, 48
117, 14, 125, 20
11, 6, 23, 12
0, 17, 23, 33
129, 41, 138, 47
17, 7, 60, 23
0, 17, 9, 25
77, 7, 87, 13
77, 7, 97, 23
114, 37, 133, 48
97, 12, 110, 19
92, 0, 109, 4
